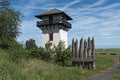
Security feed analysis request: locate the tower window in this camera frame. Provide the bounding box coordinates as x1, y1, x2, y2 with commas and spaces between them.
49, 33, 53, 41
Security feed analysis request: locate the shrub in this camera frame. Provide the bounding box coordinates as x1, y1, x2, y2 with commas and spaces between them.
110, 53, 116, 55
0, 38, 16, 49
28, 46, 53, 61
25, 39, 37, 50
100, 53, 107, 55
54, 41, 72, 66
44, 42, 54, 61
28, 47, 44, 59
7, 41, 28, 62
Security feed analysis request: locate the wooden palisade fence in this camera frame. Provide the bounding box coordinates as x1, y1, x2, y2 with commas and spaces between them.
71, 37, 95, 69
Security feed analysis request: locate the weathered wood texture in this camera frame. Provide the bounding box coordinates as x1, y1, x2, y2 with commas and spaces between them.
71, 37, 95, 69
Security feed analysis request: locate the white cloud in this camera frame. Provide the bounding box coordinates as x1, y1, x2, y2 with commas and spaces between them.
65, 1, 120, 40
102, 3, 120, 10
85, 0, 107, 8
61, 0, 82, 10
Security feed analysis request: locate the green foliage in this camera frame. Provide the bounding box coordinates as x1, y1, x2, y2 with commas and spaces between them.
0, 0, 22, 49
7, 41, 28, 62
0, 0, 25, 61
28, 41, 72, 66
28, 47, 45, 59
0, 38, 12, 49
25, 39, 37, 50
27, 42, 53, 61
44, 42, 54, 61
45, 41, 53, 50
54, 41, 72, 66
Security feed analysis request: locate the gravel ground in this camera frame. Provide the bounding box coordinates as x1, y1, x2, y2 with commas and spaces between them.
85, 63, 120, 80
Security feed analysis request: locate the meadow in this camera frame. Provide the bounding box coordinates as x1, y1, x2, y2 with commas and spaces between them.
113, 69, 120, 80
0, 49, 120, 80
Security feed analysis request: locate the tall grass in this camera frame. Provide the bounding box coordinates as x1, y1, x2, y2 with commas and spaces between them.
0, 49, 119, 80
0, 49, 26, 80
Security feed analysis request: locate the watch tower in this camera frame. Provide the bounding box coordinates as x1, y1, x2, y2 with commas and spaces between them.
35, 8, 72, 48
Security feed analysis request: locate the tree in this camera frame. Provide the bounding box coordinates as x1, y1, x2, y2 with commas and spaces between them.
26, 39, 37, 50
0, 0, 22, 49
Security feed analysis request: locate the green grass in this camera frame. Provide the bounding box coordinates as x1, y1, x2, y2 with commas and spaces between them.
95, 49, 120, 61
113, 69, 120, 80
0, 49, 119, 80
96, 49, 120, 80
95, 49, 120, 54
0, 49, 26, 80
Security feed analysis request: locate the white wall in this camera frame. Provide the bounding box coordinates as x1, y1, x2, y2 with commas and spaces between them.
42, 26, 68, 48
59, 29, 67, 48
42, 33, 49, 47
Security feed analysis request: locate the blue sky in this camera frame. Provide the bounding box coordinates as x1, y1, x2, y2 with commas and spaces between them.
10, 0, 120, 48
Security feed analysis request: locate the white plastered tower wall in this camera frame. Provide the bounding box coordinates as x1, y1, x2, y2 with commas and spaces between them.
35, 8, 72, 48
42, 26, 67, 48
59, 29, 67, 48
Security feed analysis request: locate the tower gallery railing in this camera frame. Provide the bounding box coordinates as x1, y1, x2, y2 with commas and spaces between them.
37, 19, 71, 28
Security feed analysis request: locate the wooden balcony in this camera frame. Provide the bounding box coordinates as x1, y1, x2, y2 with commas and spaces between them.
37, 19, 71, 28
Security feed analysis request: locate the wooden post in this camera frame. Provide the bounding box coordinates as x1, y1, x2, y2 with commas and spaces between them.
91, 37, 95, 69
87, 37, 91, 58
79, 38, 83, 58
72, 38, 76, 66
71, 37, 95, 69
75, 39, 78, 58
84, 39, 87, 58
72, 38, 75, 58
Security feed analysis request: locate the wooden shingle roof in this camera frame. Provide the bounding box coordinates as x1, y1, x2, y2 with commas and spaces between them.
35, 8, 72, 20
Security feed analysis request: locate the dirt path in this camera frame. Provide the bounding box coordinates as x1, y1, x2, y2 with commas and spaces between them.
85, 62, 120, 80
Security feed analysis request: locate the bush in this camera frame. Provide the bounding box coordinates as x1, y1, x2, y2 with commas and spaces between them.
54, 41, 72, 66
0, 38, 15, 49
100, 53, 107, 55
6, 41, 28, 62
28, 47, 44, 59
31, 41, 72, 66
110, 53, 116, 55
28, 46, 52, 61
44, 42, 54, 61
1, 40, 72, 66
25, 39, 37, 50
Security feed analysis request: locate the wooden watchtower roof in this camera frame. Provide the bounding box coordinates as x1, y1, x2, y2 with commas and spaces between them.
35, 8, 72, 20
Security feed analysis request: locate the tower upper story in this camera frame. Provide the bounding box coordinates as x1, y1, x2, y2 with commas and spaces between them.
35, 8, 72, 31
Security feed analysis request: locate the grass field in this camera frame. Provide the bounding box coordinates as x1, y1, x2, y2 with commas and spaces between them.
95, 49, 120, 54
113, 69, 120, 80
96, 49, 120, 80
0, 49, 120, 80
